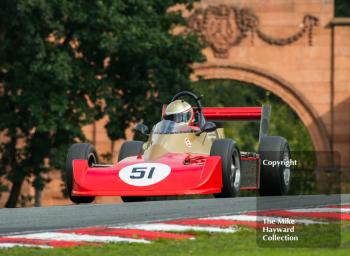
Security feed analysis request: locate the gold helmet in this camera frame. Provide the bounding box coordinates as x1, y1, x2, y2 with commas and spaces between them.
163, 100, 194, 125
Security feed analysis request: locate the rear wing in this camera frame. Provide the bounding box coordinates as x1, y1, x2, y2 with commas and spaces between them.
202, 105, 271, 143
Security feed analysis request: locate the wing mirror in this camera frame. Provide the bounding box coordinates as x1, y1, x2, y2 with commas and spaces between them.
133, 123, 150, 137
195, 122, 216, 136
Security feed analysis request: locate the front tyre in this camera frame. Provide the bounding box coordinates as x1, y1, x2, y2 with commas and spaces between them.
259, 136, 291, 196
211, 139, 241, 198
118, 141, 146, 203
118, 141, 144, 161
65, 143, 97, 204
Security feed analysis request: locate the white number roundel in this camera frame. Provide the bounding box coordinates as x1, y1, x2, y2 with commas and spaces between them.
119, 163, 171, 186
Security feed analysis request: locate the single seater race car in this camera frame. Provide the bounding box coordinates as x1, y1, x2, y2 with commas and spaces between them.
65, 91, 291, 204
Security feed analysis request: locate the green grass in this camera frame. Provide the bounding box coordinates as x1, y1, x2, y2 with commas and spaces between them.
2, 223, 350, 256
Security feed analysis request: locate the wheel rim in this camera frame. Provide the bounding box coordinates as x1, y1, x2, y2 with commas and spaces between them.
282, 150, 290, 186
231, 154, 241, 190
88, 153, 96, 167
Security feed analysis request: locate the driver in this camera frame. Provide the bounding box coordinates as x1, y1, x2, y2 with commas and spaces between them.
163, 100, 196, 127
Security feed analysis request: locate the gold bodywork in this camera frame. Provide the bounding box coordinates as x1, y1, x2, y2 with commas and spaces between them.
143, 128, 225, 161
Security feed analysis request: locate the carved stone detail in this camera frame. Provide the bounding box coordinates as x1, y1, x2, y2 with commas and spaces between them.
187, 5, 319, 58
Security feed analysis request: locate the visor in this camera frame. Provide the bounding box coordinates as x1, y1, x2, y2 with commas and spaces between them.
164, 110, 192, 123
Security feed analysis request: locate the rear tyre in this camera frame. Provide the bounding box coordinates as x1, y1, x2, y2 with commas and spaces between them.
118, 141, 146, 203
259, 136, 291, 196
65, 143, 97, 204
211, 139, 241, 198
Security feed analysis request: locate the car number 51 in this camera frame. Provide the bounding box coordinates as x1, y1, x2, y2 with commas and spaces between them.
119, 163, 171, 186
130, 167, 155, 179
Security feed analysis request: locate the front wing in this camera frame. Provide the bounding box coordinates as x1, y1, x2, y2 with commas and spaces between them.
72, 153, 222, 197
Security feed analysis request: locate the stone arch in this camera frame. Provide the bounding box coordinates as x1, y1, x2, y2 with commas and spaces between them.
192, 63, 331, 158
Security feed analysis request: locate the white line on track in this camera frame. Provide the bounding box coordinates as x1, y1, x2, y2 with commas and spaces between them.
7, 232, 150, 244
204, 215, 324, 225
0, 243, 52, 249
115, 223, 238, 233
288, 208, 350, 213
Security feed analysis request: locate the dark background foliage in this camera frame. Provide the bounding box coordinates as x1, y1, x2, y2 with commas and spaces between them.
0, 0, 204, 207
335, 0, 350, 17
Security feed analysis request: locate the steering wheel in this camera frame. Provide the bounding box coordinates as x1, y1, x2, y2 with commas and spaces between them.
171, 91, 205, 127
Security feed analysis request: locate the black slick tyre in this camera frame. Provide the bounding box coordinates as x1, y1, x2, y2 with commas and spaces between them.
211, 139, 241, 198
259, 136, 291, 196
65, 143, 97, 204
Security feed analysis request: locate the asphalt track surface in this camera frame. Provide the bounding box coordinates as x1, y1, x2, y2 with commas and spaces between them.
0, 194, 349, 235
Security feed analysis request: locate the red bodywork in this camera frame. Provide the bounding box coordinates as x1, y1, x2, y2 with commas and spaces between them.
72, 154, 222, 196
72, 107, 263, 197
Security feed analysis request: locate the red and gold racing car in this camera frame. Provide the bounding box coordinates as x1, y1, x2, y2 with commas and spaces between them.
65, 91, 291, 203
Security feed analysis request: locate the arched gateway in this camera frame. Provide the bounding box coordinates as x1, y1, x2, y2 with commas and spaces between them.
184, 0, 350, 169
192, 64, 330, 155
